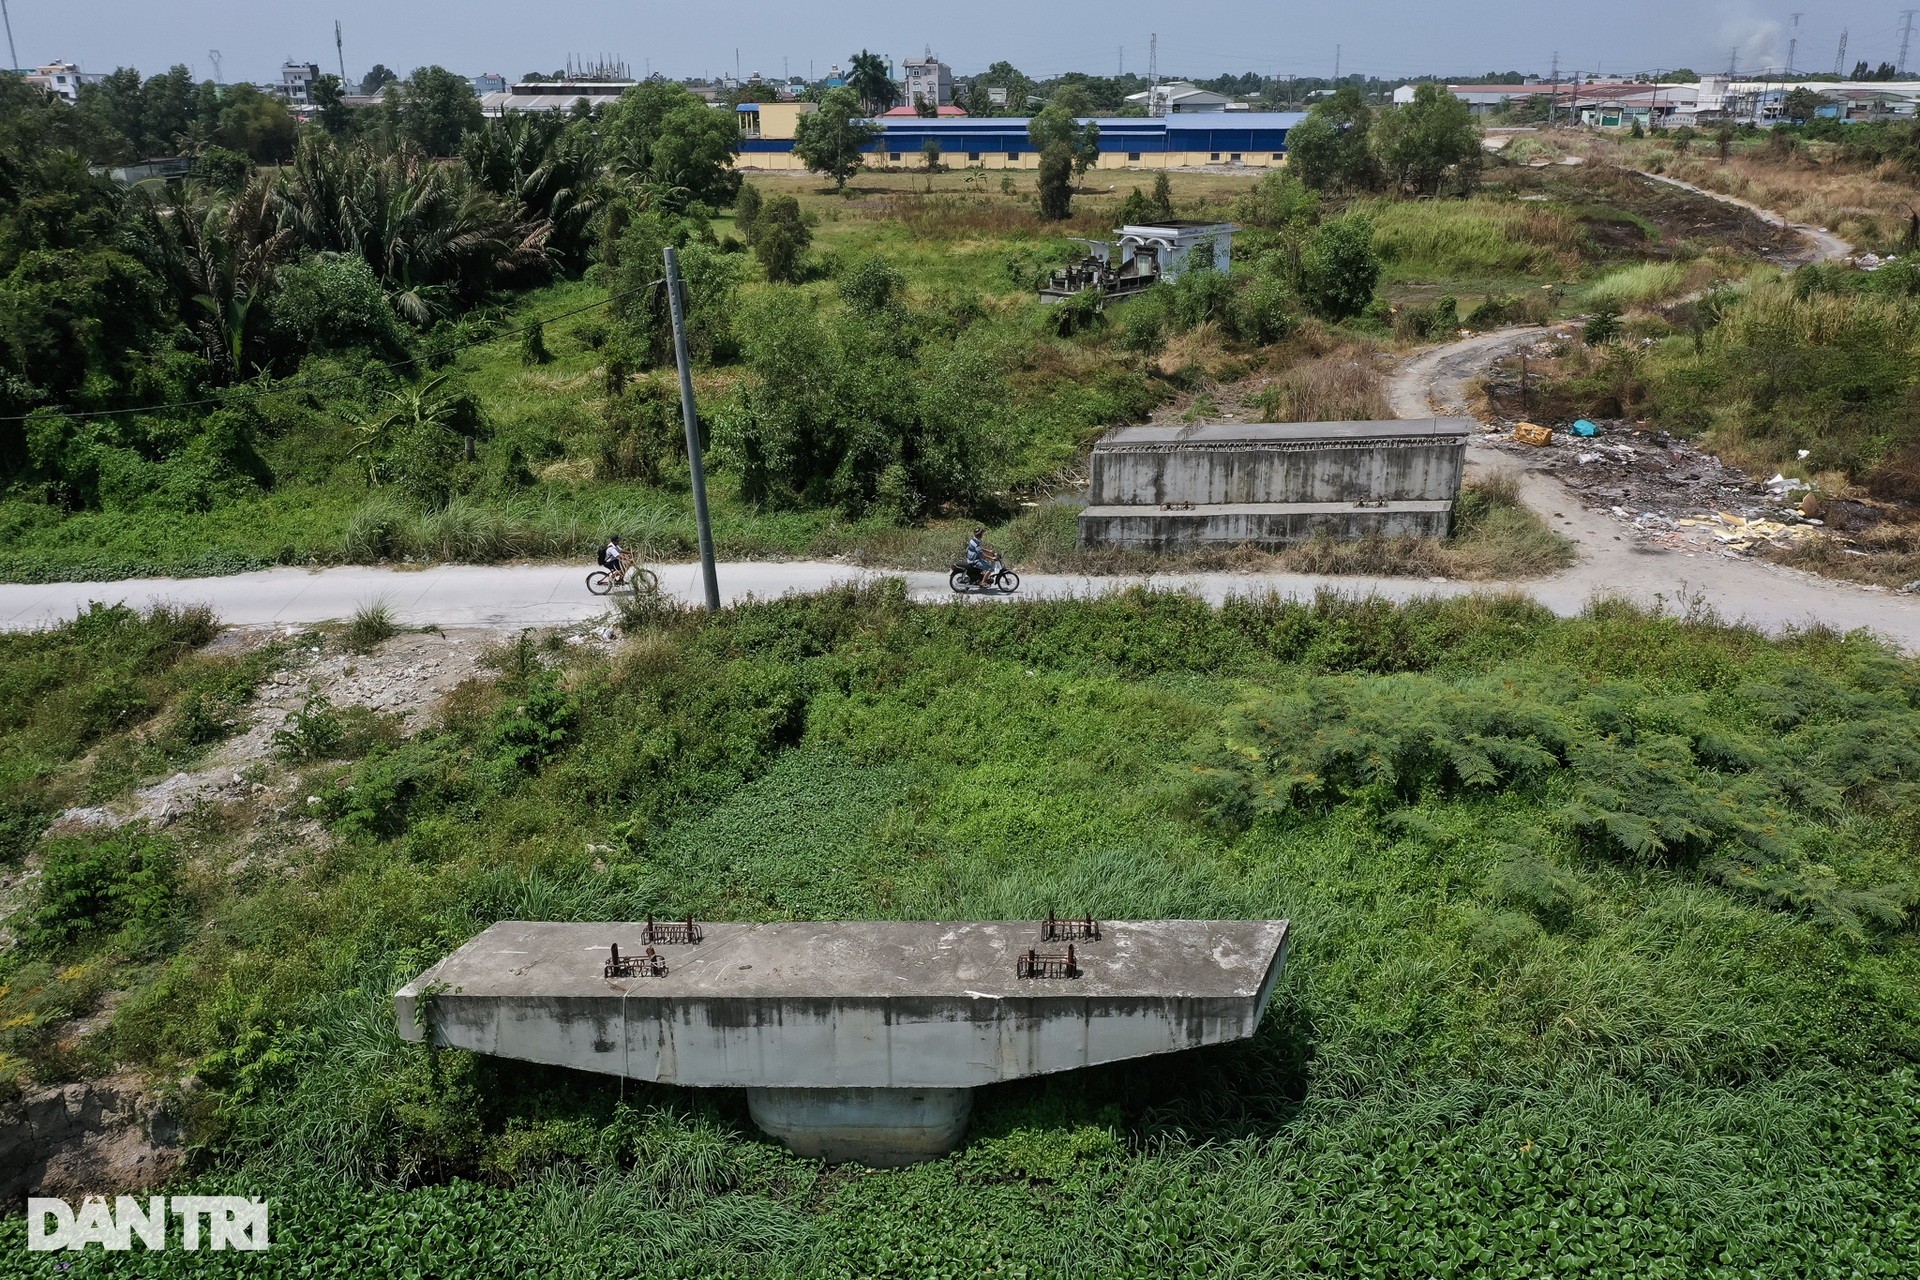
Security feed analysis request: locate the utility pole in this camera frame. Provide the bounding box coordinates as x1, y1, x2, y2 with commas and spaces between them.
1836, 30, 1849, 78
663, 247, 721, 613
1, 0, 17, 75
334, 19, 347, 86
1787, 13, 1802, 75
1548, 51, 1560, 126
1902, 10, 1917, 76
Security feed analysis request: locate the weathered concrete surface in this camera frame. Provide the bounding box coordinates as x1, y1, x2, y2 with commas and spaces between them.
1081, 420, 1470, 549
1081, 500, 1452, 548
396, 919, 1290, 1089
747, 1087, 972, 1166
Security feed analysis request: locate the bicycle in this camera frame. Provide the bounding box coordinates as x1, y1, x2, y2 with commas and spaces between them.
586, 557, 660, 596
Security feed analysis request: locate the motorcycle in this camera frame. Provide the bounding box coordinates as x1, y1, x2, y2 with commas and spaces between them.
949, 557, 1019, 595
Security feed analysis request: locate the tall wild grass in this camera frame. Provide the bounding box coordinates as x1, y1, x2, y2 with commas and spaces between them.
1364, 197, 1586, 279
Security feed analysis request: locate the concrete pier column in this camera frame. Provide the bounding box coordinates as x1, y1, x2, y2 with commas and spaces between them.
746, 1086, 973, 1166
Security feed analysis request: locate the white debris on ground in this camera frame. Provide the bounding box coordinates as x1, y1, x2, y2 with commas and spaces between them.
50, 626, 490, 834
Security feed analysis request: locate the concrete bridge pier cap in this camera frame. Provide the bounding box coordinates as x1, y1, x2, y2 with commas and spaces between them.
396, 918, 1290, 1166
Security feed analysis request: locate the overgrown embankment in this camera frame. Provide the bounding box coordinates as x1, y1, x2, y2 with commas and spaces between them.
1, 590, 1916, 1274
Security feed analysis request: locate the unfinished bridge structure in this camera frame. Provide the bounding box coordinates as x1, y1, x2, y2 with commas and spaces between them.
1078, 419, 1472, 549
396, 916, 1290, 1165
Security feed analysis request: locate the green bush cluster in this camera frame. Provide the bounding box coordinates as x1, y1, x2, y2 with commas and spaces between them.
716, 270, 1004, 520
23, 825, 180, 955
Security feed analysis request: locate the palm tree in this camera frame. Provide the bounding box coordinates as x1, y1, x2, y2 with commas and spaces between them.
353, 372, 488, 483
279, 137, 540, 322
132, 176, 295, 379
847, 51, 900, 115
460, 113, 604, 274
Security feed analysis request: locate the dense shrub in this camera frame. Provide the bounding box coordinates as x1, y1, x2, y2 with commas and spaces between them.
24, 826, 180, 954
717, 286, 1002, 518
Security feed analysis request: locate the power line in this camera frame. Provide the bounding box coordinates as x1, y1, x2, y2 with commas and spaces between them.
0, 277, 667, 425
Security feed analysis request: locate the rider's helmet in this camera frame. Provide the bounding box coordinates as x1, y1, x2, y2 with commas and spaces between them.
610, 534, 622, 544
972, 526, 984, 537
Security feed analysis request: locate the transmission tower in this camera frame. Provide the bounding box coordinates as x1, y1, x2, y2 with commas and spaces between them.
1787, 13, 1802, 75
1334, 44, 1342, 83
208, 49, 223, 84
1836, 29, 1849, 77
1548, 51, 1560, 127
1147, 33, 1159, 115
1727, 46, 1738, 78
334, 20, 347, 85
1902, 10, 1917, 76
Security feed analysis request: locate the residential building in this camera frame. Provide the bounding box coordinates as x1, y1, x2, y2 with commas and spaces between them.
737, 112, 1307, 172
903, 52, 953, 108
1125, 81, 1232, 115
735, 101, 817, 141
281, 61, 321, 103
25, 60, 96, 103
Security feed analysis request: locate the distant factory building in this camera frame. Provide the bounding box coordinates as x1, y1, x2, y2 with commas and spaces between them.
1125, 80, 1234, 114
471, 72, 507, 95
481, 76, 636, 116
736, 112, 1308, 171
735, 101, 817, 140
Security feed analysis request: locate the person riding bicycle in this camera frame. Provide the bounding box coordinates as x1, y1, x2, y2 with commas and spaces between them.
599, 535, 630, 584
965, 527, 1000, 585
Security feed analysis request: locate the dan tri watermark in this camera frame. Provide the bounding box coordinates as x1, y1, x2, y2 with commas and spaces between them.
27, 1196, 269, 1252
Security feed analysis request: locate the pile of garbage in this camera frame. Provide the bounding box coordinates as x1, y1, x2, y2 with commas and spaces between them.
1485, 419, 1834, 556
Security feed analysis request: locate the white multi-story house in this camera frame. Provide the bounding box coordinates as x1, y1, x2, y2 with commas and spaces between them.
903, 53, 953, 108
281, 61, 321, 103
26, 61, 93, 103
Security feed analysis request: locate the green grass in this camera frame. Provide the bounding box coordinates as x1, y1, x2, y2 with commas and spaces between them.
2, 591, 1916, 1275
1581, 260, 1689, 306
1363, 197, 1586, 284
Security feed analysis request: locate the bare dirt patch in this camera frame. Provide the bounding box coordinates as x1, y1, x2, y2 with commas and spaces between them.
50, 626, 491, 835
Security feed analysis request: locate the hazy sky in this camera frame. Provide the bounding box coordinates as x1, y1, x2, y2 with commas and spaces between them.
12, 2, 1915, 86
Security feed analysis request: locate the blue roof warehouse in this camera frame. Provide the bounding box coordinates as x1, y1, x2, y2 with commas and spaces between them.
734, 110, 1308, 172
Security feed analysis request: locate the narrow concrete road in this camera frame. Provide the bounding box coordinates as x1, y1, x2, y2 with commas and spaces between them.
0, 561, 1502, 631
5, 550, 1920, 651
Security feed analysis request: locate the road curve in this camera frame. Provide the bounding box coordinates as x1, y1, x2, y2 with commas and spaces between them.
1625, 168, 1854, 263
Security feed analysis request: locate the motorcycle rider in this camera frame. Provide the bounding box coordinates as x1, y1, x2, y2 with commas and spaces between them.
965, 527, 998, 586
